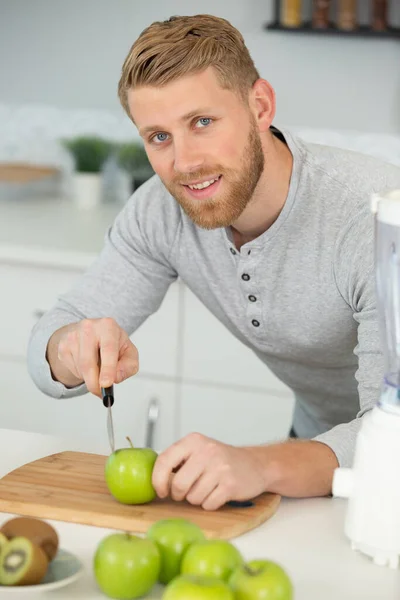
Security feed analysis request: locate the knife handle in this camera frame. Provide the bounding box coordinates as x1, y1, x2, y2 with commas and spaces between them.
227, 500, 254, 508
101, 386, 114, 408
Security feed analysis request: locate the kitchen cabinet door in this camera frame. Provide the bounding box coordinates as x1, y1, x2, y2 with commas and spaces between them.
130, 281, 182, 379
179, 382, 295, 447
0, 261, 181, 379
0, 263, 80, 359
0, 359, 178, 454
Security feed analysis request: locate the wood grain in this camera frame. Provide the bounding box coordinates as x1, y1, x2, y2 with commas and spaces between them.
0, 163, 59, 183
0, 452, 280, 539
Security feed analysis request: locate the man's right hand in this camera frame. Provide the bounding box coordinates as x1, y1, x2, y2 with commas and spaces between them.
46, 318, 139, 396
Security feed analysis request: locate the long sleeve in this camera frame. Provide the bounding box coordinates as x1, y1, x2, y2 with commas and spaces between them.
312, 202, 383, 467
27, 176, 180, 399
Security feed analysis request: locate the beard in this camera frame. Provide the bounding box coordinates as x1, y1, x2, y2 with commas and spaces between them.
161, 118, 265, 229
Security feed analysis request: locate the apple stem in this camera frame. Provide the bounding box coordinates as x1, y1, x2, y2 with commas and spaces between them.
244, 565, 261, 576
126, 436, 134, 449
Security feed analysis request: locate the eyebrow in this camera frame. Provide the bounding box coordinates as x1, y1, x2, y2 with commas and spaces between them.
139, 108, 215, 137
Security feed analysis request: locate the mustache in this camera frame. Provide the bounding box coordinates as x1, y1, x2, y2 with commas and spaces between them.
171, 167, 226, 186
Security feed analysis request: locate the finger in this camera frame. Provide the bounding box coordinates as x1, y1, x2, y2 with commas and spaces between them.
78, 321, 100, 395
66, 347, 81, 382
57, 348, 84, 385
98, 321, 120, 387
58, 333, 81, 380
201, 485, 229, 511
152, 441, 193, 499
170, 455, 206, 502
115, 338, 139, 383
185, 471, 219, 506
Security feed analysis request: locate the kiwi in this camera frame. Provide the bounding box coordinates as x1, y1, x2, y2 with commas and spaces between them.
0, 537, 48, 586
0, 517, 59, 561
0, 533, 7, 557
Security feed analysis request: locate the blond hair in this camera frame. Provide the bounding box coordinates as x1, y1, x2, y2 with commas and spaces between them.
118, 14, 260, 118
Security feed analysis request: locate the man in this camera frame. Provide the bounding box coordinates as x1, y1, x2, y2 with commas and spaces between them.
28, 14, 400, 511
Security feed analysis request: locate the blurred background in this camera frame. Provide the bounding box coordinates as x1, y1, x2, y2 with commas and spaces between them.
0, 1, 399, 453
1, 0, 399, 201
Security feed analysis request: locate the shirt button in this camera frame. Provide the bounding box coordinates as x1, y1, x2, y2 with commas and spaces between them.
248, 295, 257, 302
241, 273, 250, 281
252, 319, 260, 327
230, 247, 237, 255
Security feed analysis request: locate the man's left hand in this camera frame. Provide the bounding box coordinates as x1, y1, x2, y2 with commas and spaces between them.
151, 432, 266, 510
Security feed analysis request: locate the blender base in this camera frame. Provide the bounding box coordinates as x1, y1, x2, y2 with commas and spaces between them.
333, 404, 400, 569
351, 541, 400, 569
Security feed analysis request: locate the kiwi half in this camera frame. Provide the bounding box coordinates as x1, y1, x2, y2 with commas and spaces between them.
0, 537, 48, 586
0, 533, 7, 557
0, 517, 59, 561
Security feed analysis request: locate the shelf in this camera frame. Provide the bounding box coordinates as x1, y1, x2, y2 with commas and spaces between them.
265, 22, 400, 39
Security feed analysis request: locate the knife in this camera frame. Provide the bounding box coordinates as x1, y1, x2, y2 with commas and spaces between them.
101, 385, 115, 454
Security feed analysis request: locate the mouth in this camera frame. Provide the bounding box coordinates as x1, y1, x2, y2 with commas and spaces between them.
182, 175, 222, 200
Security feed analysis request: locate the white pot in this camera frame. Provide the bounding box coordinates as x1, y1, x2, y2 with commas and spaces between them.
73, 172, 102, 210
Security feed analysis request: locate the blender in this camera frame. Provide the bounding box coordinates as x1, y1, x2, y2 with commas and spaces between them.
333, 188, 400, 569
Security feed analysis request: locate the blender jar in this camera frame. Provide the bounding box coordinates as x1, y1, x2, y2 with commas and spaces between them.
374, 190, 400, 409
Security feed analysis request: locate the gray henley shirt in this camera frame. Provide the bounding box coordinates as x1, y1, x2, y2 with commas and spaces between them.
27, 127, 400, 468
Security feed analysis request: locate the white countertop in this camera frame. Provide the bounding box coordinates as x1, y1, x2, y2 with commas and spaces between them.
0, 197, 120, 269
0, 428, 399, 599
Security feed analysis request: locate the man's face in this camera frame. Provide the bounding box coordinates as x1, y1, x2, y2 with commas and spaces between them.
129, 67, 265, 229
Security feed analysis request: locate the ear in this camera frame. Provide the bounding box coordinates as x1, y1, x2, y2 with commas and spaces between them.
249, 79, 276, 133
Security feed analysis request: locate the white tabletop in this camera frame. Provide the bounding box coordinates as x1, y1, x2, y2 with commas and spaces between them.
0, 428, 399, 599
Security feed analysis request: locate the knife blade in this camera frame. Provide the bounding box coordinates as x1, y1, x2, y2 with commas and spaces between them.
101, 385, 115, 454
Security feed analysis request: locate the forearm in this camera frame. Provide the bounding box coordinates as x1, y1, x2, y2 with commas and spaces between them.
46, 324, 83, 388
247, 439, 339, 498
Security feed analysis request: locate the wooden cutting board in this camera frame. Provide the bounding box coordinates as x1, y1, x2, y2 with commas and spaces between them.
0, 451, 280, 539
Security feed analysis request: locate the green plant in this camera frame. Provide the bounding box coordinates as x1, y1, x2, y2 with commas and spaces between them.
117, 141, 154, 176
62, 136, 113, 173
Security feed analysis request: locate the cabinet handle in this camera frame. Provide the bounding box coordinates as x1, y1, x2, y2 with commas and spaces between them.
33, 309, 45, 320
145, 397, 159, 449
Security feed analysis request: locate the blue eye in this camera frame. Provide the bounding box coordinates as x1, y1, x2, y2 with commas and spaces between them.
197, 118, 212, 128
153, 132, 168, 143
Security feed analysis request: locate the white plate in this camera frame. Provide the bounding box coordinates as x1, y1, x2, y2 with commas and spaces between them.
0, 548, 84, 593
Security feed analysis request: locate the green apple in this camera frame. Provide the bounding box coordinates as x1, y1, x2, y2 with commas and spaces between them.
93, 532, 160, 599
229, 559, 293, 600
162, 574, 234, 600
105, 437, 158, 504
181, 539, 243, 582
147, 518, 206, 584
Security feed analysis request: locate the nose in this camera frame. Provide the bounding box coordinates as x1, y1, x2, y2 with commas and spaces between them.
173, 135, 205, 174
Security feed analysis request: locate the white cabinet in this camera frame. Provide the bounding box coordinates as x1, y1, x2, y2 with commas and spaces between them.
0, 359, 177, 454
0, 259, 181, 449
179, 383, 294, 446
130, 282, 182, 379
0, 254, 295, 453
0, 263, 80, 359
0, 261, 181, 379
178, 287, 295, 446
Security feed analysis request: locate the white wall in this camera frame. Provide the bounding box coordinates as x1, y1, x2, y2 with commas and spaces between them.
0, 0, 399, 134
